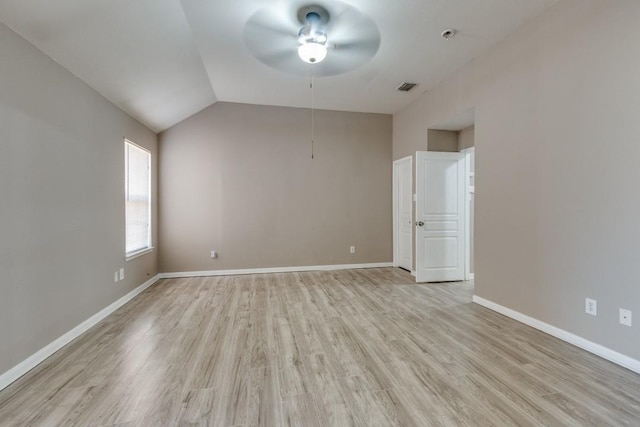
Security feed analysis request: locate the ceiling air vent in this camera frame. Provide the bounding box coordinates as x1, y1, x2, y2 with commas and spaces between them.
396, 82, 418, 92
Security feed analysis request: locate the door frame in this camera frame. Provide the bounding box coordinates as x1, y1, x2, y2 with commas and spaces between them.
461, 147, 475, 280
392, 155, 413, 270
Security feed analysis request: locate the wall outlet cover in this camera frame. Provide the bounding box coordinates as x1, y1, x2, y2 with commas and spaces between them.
585, 298, 597, 316
114, 272, 119, 282
620, 308, 632, 327
119, 268, 124, 280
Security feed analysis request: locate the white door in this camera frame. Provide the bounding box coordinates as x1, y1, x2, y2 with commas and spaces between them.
415, 151, 465, 282
393, 156, 412, 271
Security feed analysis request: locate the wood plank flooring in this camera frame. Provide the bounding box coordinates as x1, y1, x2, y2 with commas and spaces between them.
0, 268, 639, 426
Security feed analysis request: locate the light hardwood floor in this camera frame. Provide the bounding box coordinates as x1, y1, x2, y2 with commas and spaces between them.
1, 268, 639, 426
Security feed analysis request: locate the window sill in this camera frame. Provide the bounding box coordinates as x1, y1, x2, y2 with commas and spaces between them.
126, 247, 154, 262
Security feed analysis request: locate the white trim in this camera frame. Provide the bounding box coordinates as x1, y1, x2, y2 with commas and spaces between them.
0, 274, 161, 392
125, 138, 153, 259
125, 246, 154, 262
159, 262, 394, 279
467, 273, 475, 280
472, 295, 640, 374
392, 156, 412, 269
393, 160, 398, 267
463, 147, 475, 281
410, 271, 416, 277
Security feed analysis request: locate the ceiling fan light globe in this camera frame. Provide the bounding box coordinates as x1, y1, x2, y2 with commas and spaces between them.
298, 42, 327, 64
315, 32, 327, 43
298, 25, 327, 45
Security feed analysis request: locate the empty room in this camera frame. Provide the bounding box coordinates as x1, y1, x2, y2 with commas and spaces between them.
1, 0, 639, 425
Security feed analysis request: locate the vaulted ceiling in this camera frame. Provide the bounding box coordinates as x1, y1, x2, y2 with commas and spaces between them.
0, 0, 558, 132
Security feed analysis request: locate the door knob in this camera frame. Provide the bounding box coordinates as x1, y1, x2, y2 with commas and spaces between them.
416, 221, 425, 227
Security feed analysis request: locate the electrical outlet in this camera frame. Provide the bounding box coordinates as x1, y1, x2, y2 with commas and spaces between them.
119, 268, 124, 281
620, 308, 632, 327
585, 298, 597, 316
211, 250, 217, 258
114, 271, 119, 282
350, 246, 356, 254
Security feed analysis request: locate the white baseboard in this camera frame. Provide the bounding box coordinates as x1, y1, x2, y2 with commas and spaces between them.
0, 274, 161, 392
472, 295, 640, 374
159, 262, 394, 279
410, 271, 416, 277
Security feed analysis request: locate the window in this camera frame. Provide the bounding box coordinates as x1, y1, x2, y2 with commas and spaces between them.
125, 139, 151, 258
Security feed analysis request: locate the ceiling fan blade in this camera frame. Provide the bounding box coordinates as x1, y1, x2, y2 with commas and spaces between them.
249, 46, 318, 76
326, 3, 379, 43
260, 50, 296, 64
246, 18, 296, 40
243, 6, 299, 60
332, 34, 381, 52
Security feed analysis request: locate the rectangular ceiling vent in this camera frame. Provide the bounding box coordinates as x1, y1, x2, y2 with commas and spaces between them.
396, 82, 418, 92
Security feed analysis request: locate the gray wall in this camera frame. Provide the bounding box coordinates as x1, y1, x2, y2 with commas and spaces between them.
159, 102, 392, 273
427, 129, 458, 152
458, 126, 475, 151
0, 22, 158, 376
394, 0, 640, 360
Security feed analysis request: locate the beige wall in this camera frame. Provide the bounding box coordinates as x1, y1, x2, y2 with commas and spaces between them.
427, 129, 458, 152
394, 0, 640, 360
159, 102, 392, 273
458, 125, 475, 151
0, 23, 158, 376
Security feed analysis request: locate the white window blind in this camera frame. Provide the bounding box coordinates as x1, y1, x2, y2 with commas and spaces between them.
125, 140, 151, 256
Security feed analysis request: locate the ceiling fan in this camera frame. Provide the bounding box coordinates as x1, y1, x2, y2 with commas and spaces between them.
243, 1, 381, 77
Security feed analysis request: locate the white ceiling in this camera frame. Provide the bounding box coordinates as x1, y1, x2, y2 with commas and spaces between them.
0, 0, 558, 133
